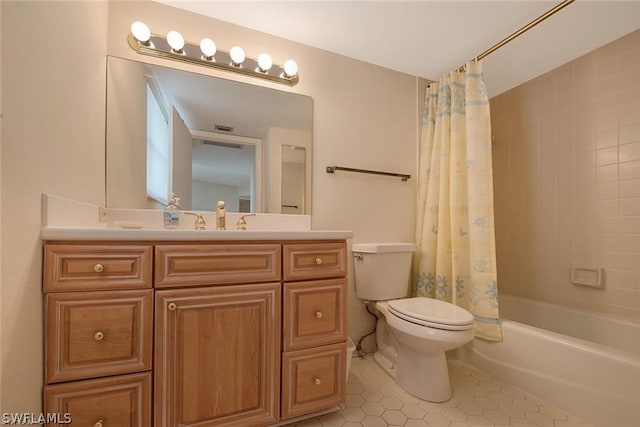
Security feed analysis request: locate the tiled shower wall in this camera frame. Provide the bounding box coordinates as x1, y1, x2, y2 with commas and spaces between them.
490, 29, 640, 321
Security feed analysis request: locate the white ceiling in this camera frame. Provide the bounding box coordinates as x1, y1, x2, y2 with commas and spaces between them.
156, 0, 640, 97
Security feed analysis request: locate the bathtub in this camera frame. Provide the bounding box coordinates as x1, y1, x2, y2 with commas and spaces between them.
455, 294, 640, 427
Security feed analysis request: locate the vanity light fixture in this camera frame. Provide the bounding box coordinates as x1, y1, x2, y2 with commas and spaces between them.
166, 30, 185, 54
283, 59, 298, 79
229, 46, 246, 67
200, 38, 216, 60
128, 21, 299, 86
131, 21, 152, 46
257, 53, 273, 73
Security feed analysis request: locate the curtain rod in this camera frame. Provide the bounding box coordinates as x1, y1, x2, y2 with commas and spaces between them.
456, 0, 575, 72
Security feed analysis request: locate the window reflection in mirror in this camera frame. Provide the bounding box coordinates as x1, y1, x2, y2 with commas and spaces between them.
105, 56, 312, 214
146, 79, 170, 205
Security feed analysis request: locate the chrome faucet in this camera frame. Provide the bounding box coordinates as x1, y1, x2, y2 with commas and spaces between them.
216, 201, 226, 230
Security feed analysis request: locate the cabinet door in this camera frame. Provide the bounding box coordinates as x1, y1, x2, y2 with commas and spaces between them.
283, 279, 347, 351
44, 244, 152, 292
155, 283, 281, 427
44, 372, 151, 427
283, 242, 347, 281
155, 244, 281, 288
46, 290, 153, 383
281, 343, 347, 419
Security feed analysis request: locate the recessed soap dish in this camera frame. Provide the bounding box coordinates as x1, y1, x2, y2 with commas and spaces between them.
570, 266, 605, 288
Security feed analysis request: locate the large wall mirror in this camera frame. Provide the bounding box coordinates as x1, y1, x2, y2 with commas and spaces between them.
106, 56, 313, 214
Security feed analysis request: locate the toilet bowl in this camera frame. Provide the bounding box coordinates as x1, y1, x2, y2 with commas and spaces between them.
352, 243, 475, 402
376, 298, 473, 402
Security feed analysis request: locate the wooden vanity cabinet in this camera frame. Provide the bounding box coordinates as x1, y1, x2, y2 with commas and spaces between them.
43, 244, 153, 427
281, 242, 348, 420
153, 243, 282, 426
43, 239, 348, 427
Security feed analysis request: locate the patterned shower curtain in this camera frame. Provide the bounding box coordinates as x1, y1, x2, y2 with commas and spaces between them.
414, 60, 502, 341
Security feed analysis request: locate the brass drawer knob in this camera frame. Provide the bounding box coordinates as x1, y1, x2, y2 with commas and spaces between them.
168, 302, 177, 311
94, 331, 104, 341
315, 311, 324, 319
94, 420, 103, 427
93, 263, 104, 273
313, 377, 322, 386
315, 257, 323, 265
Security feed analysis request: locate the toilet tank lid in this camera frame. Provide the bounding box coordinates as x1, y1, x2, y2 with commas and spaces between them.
352, 243, 416, 253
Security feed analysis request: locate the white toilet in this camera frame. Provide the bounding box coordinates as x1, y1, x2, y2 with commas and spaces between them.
352, 242, 474, 402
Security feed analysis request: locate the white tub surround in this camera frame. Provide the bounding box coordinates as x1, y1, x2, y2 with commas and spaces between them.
456, 294, 640, 427
498, 294, 640, 355
41, 193, 352, 241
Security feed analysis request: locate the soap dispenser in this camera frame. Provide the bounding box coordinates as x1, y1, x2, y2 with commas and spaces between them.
164, 193, 181, 229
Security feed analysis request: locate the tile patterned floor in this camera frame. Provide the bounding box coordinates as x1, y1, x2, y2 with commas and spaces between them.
290, 356, 592, 427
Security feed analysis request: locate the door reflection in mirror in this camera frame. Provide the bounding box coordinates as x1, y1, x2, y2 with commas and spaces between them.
281, 145, 306, 214
191, 133, 259, 213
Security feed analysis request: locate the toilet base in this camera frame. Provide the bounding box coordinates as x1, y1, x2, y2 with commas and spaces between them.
396, 348, 452, 402
373, 351, 398, 379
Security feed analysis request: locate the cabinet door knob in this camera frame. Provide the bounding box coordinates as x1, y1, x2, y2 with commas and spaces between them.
94, 420, 103, 427
168, 302, 177, 311
313, 377, 322, 385
94, 331, 104, 341
315, 257, 323, 265
315, 311, 324, 319
93, 263, 104, 273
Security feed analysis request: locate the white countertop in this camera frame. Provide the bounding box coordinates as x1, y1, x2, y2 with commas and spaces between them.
40, 226, 353, 241
40, 194, 352, 241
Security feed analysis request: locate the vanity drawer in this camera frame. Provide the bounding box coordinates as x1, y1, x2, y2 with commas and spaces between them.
281, 343, 347, 419
155, 244, 281, 288
283, 242, 347, 281
43, 244, 152, 292
283, 279, 347, 351
44, 372, 151, 427
45, 290, 153, 383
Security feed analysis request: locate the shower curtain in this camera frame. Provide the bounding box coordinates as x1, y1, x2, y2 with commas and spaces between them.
414, 60, 502, 341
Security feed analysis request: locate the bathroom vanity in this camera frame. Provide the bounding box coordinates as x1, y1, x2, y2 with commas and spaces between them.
41, 225, 350, 427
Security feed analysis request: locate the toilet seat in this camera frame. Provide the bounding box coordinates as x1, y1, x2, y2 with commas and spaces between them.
387, 297, 474, 331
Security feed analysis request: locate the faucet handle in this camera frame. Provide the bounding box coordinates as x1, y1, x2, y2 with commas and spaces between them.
236, 214, 256, 231
184, 212, 207, 230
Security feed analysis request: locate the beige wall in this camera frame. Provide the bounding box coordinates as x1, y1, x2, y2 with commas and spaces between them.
1, 0, 109, 412
491, 30, 640, 321
1, 0, 419, 411
0, 0, 3, 408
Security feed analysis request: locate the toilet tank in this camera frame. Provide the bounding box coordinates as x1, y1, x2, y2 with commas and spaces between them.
352, 243, 416, 301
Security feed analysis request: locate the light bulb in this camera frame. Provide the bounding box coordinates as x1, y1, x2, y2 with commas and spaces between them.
229, 46, 245, 66
167, 31, 185, 53
283, 59, 298, 78
257, 53, 273, 72
200, 38, 217, 59
131, 21, 151, 44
